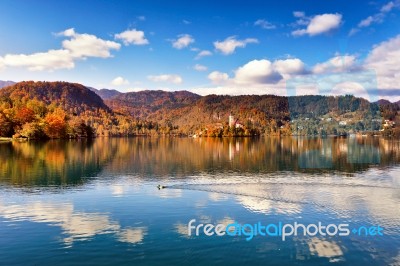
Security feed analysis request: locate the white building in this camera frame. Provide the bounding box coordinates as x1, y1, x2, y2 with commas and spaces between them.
229, 114, 235, 127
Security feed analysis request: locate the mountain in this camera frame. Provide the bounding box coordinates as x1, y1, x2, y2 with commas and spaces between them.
0, 81, 110, 114
0, 81, 399, 138
374, 99, 392, 105
0, 81, 133, 139
88, 87, 122, 100
106, 90, 201, 117
106, 92, 382, 133
0, 80, 16, 88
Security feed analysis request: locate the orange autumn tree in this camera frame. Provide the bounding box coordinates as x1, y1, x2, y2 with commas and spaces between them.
44, 108, 67, 138
14, 107, 36, 125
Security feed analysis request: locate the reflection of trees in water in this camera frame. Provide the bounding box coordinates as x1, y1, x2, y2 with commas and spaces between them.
0, 140, 116, 186
1, 137, 400, 186
102, 137, 400, 177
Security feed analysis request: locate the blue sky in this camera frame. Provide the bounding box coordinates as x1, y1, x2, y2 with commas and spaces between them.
0, 0, 400, 100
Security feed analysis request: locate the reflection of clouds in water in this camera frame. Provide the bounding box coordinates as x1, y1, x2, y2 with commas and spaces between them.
186, 168, 399, 230
391, 253, 400, 266
174, 223, 190, 238
216, 217, 235, 231
217, 217, 235, 226
0, 201, 146, 246
195, 198, 208, 209
117, 227, 147, 244
388, 169, 400, 187
236, 196, 301, 215
199, 215, 212, 223
156, 189, 182, 198
174, 216, 235, 237
108, 177, 144, 196
308, 238, 344, 262
208, 192, 229, 202
111, 185, 124, 196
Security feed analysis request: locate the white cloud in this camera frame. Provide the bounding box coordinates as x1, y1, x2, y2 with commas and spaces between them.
193, 64, 207, 71
293, 11, 305, 18
190, 84, 287, 96
61, 28, 76, 37
0, 28, 120, 72
137, 15, 146, 21
349, 1, 400, 36
208, 71, 229, 84
364, 34, 400, 89
214, 36, 258, 55
313, 55, 357, 74
172, 34, 194, 49
147, 74, 183, 84
358, 16, 378, 27
111, 76, 129, 86
120, 87, 147, 93
273, 58, 306, 76
234, 59, 282, 84
206, 58, 306, 87
330, 81, 372, 101
381, 1, 398, 12
61, 28, 121, 58
195, 50, 212, 59
292, 13, 342, 36
348, 28, 359, 36
192, 35, 400, 100
254, 19, 276, 29
115, 29, 149, 45
183, 20, 191, 25
0, 49, 74, 71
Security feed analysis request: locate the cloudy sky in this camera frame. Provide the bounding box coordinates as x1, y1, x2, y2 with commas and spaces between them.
0, 0, 400, 100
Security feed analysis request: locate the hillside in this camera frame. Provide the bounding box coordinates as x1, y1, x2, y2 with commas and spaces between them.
0, 81, 156, 139
106, 92, 391, 136
106, 90, 201, 117
0, 81, 399, 138
0, 81, 109, 114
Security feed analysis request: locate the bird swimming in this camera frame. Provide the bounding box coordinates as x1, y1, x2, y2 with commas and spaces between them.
157, 185, 166, 190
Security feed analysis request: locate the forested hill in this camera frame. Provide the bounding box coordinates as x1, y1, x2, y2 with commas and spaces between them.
0, 81, 152, 139
0, 81, 110, 114
105, 89, 400, 136
0, 81, 399, 138
106, 90, 201, 117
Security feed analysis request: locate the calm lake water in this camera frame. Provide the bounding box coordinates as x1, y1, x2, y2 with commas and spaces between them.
0, 137, 399, 265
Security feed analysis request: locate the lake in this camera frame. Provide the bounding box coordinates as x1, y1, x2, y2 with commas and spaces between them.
0, 137, 399, 265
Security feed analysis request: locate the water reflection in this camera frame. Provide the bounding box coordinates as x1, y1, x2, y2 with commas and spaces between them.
1, 137, 400, 188
0, 140, 114, 186
0, 200, 147, 246
0, 137, 399, 265
308, 238, 344, 262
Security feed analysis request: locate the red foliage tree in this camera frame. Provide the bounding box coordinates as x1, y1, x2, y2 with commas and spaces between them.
44, 109, 66, 138
14, 107, 35, 125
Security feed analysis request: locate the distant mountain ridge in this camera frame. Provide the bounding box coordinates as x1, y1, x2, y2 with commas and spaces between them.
88, 87, 121, 99
0, 80, 16, 88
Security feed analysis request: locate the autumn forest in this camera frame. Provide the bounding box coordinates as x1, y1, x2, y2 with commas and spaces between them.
0, 81, 399, 139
